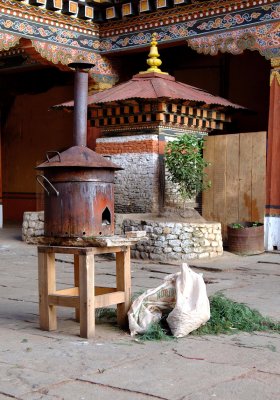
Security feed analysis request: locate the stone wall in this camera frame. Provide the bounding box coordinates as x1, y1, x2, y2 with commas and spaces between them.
116, 214, 223, 262
22, 211, 44, 241
22, 211, 223, 262
96, 135, 160, 213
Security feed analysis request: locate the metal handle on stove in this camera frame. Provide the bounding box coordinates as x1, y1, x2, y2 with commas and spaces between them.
46, 151, 61, 163
36, 175, 59, 197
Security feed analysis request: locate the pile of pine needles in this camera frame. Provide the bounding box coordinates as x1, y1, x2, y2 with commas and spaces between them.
192, 293, 280, 336
94, 293, 280, 341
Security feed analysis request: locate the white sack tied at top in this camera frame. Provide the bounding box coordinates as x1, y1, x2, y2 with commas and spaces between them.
128, 263, 210, 338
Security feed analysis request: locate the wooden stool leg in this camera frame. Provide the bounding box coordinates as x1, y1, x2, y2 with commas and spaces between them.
79, 253, 95, 338
116, 247, 131, 327
38, 251, 57, 331
74, 254, 80, 322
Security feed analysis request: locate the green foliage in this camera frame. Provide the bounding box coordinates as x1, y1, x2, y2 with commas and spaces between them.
139, 320, 173, 341
95, 307, 117, 320
139, 294, 280, 340
94, 295, 280, 341
230, 221, 263, 229
231, 223, 245, 229
164, 134, 211, 199
193, 293, 280, 335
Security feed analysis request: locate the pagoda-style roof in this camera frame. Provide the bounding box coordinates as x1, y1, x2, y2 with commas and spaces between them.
58, 71, 241, 109
55, 34, 244, 132
57, 33, 242, 110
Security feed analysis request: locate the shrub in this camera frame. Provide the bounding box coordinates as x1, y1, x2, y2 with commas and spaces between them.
164, 134, 211, 199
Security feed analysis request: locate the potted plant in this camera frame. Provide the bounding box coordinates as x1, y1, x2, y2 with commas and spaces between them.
227, 221, 264, 255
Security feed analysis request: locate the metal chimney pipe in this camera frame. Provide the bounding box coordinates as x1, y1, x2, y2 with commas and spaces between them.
68, 60, 95, 147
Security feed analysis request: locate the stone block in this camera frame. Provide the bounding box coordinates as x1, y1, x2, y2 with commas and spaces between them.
30, 213, 38, 221
150, 253, 162, 261
169, 240, 181, 248
179, 233, 191, 240
153, 247, 163, 254
125, 230, 146, 238
154, 241, 165, 247
38, 212, 45, 221
183, 226, 194, 233
153, 227, 163, 234
193, 231, 204, 238
166, 234, 177, 240
183, 252, 197, 260
140, 252, 149, 260
173, 247, 182, 253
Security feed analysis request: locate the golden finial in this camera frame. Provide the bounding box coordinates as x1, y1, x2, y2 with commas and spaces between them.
139, 33, 168, 75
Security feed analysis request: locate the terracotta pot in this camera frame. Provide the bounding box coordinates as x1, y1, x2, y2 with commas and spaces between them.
227, 222, 264, 255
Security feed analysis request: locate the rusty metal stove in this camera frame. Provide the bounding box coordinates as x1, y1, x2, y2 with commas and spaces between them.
36, 60, 121, 238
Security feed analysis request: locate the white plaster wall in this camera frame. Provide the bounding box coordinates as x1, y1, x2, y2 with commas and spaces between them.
264, 216, 280, 250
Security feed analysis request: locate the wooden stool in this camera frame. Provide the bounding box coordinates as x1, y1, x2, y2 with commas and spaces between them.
38, 245, 131, 338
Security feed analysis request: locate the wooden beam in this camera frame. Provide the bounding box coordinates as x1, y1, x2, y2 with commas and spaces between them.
95, 291, 125, 308
79, 253, 95, 338
38, 251, 57, 331
116, 248, 131, 327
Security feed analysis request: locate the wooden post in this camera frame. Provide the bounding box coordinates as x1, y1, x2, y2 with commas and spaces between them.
79, 253, 95, 338
265, 57, 280, 250
116, 247, 131, 327
74, 254, 80, 322
38, 251, 57, 331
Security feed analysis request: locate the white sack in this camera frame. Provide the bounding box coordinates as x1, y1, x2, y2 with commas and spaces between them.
128, 263, 210, 338
166, 263, 210, 337
128, 272, 178, 336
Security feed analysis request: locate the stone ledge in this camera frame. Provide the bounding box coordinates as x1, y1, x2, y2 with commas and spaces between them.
22, 211, 223, 261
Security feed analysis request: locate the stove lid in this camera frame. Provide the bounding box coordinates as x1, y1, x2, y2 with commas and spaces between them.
36, 146, 122, 170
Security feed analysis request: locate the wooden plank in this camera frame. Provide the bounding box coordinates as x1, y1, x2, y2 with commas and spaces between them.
37, 245, 128, 255
95, 291, 125, 308
52, 287, 79, 296
38, 251, 57, 331
239, 133, 253, 221
251, 132, 266, 222
79, 253, 95, 339
202, 135, 215, 221
95, 287, 117, 295
225, 134, 240, 230
116, 248, 131, 327
74, 254, 80, 322
91, 246, 126, 255
48, 295, 79, 308
212, 135, 227, 236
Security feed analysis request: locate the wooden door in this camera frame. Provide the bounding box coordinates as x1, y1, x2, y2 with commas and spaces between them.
202, 131, 266, 240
